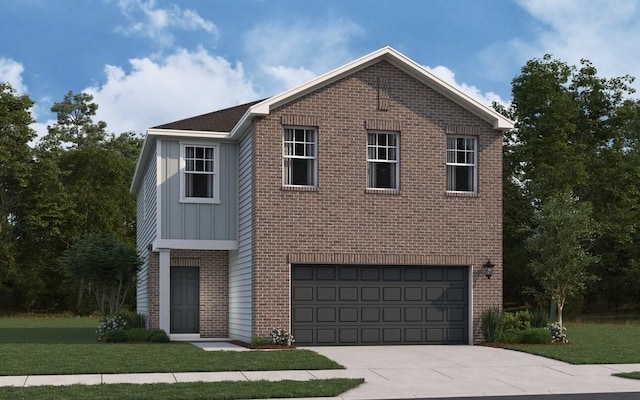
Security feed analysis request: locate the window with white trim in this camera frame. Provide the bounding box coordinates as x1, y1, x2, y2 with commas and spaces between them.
446, 136, 477, 192
181, 144, 219, 202
367, 132, 399, 190
283, 127, 317, 187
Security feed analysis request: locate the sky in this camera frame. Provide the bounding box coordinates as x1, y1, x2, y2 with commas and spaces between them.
1, 0, 639, 139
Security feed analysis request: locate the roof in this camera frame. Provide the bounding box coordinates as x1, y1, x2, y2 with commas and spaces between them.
153, 99, 265, 132
131, 46, 514, 193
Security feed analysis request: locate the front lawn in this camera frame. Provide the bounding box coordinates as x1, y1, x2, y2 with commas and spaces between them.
0, 316, 343, 375
506, 321, 640, 364
0, 379, 365, 400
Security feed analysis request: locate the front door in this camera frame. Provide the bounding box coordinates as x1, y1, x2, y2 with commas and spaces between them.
170, 267, 199, 333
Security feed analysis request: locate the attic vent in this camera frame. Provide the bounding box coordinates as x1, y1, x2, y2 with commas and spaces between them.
280, 115, 320, 127
445, 124, 481, 136
365, 119, 402, 131
170, 257, 200, 267
378, 76, 389, 110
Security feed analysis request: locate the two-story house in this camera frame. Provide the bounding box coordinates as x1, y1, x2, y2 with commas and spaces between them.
130, 46, 513, 345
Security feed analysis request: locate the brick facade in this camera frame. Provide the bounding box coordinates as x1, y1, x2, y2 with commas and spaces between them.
146, 249, 229, 337
251, 61, 502, 342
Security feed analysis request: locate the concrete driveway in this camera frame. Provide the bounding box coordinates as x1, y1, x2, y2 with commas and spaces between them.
304, 345, 640, 399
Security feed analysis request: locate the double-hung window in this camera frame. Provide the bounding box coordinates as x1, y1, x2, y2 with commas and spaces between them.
446, 136, 477, 192
181, 144, 219, 202
367, 132, 399, 190
283, 127, 317, 187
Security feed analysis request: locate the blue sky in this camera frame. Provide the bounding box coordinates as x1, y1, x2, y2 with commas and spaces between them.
1, 0, 639, 137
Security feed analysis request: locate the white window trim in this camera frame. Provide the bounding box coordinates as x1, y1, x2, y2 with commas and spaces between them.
179, 142, 220, 204
446, 135, 478, 194
282, 126, 318, 188
367, 131, 400, 191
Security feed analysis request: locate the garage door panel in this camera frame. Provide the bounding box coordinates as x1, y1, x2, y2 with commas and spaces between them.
317, 287, 336, 301
293, 286, 313, 301
361, 287, 380, 301
291, 265, 469, 345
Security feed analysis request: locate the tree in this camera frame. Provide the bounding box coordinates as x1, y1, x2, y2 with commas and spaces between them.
526, 191, 598, 326
504, 55, 640, 313
63, 235, 140, 314
0, 83, 35, 309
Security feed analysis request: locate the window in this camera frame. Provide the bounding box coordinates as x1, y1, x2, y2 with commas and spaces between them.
181, 144, 219, 202
283, 127, 317, 187
446, 136, 477, 192
367, 132, 399, 190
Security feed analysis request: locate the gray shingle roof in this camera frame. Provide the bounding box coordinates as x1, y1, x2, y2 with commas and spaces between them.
152, 99, 266, 132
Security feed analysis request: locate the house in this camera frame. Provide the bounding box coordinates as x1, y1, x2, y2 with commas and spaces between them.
130, 46, 513, 345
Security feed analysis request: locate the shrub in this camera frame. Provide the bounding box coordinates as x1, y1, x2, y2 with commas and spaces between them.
500, 329, 521, 344
113, 310, 148, 329
518, 328, 552, 344
502, 310, 531, 331
481, 307, 503, 343
97, 315, 127, 342
530, 307, 550, 328
149, 330, 170, 343
547, 322, 568, 343
268, 328, 295, 345
251, 336, 269, 347
126, 328, 152, 342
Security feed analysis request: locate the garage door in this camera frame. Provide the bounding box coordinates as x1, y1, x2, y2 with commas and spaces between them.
291, 265, 468, 345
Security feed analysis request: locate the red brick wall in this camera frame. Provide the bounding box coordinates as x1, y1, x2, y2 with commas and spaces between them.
251, 60, 502, 342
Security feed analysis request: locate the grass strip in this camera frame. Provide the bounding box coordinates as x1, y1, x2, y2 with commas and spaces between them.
614, 372, 640, 380
506, 322, 640, 364
0, 344, 342, 375
0, 378, 364, 400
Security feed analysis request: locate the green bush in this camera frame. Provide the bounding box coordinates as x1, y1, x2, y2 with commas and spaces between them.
104, 329, 128, 343
126, 328, 151, 342
518, 328, 552, 344
502, 310, 531, 331
530, 307, 550, 328
114, 310, 148, 329
251, 336, 268, 347
149, 330, 170, 343
499, 329, 521, 344
481, 307, 503, 343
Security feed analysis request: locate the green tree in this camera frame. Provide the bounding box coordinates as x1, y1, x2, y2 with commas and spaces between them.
505, 55, 640, 312
526, 191, 598, 326
63, 235, 140, 314
0, 83, 36, 309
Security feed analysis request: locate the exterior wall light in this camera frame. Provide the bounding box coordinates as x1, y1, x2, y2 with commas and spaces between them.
483, 260, 495, 279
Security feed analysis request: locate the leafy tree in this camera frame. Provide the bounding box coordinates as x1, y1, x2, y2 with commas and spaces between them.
63, 235, 140, 314
0, 83, 35, 309
504, 55, 640, 313
526, 191, 598, 326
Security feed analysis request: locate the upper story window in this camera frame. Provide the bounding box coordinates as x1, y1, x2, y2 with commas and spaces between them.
180, 144, 219, 203
283, 127, 317, 187
367, 132, 399, 190
446, 136, 477, 193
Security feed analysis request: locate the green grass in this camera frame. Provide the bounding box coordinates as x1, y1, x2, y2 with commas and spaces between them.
506, 321, 640, 364
0, 379, 365, 400
0, 316, 343, 375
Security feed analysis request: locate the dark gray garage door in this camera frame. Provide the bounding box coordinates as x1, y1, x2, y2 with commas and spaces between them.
291, 265, 468, 345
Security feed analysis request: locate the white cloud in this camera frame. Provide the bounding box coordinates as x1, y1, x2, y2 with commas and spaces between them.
84, 48, 259, 134
114, 0, 217, 47
244, 17, 364, 91
426, 65, 507, 107
0, 58, 27, 94
514, 0, 640, 92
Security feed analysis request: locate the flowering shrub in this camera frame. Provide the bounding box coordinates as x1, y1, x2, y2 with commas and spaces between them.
97, 315, 128, 342
546, 322, 568, 343
268, 328, 295, 346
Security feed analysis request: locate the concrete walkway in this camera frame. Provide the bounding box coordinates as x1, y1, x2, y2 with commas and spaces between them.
2, 343, 640, 399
